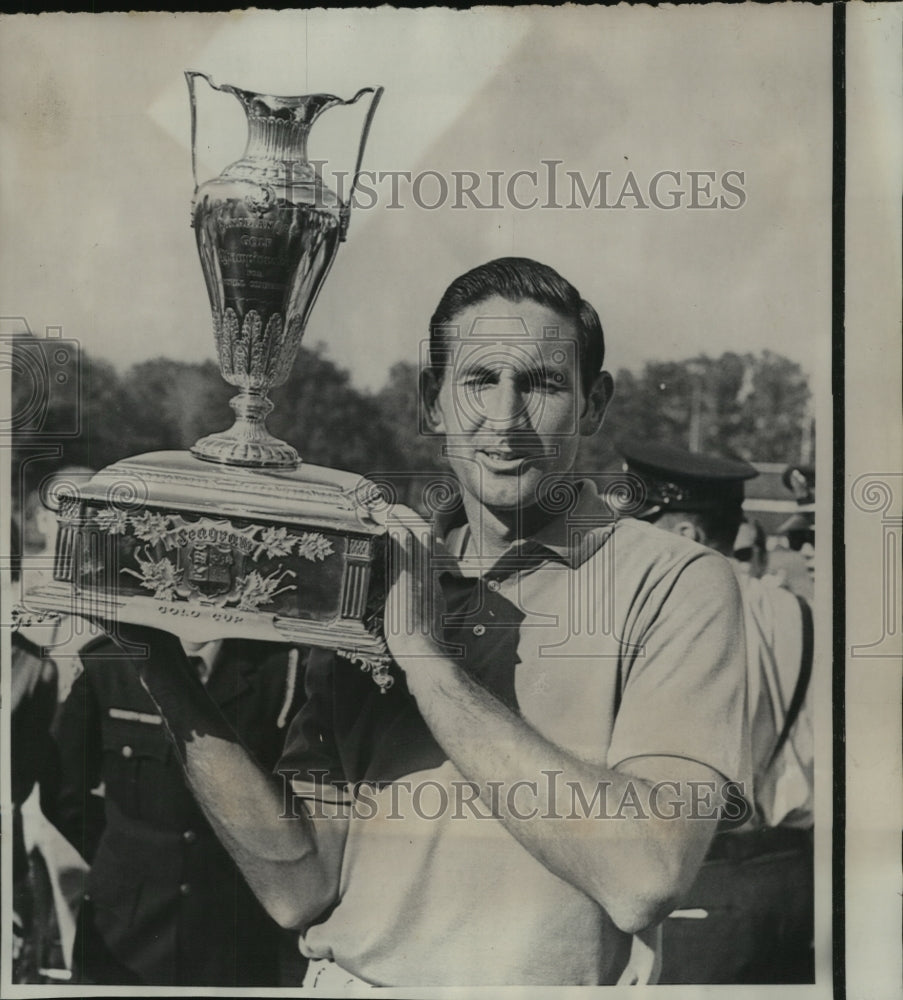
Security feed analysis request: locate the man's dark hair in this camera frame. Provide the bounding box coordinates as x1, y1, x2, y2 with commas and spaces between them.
428, 257, 605, 395
734, 518, 767, 563
695, 506, 746, 554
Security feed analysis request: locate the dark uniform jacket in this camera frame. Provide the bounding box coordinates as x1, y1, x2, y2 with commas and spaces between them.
11, 634, 62, 984
51, 637, 306, 987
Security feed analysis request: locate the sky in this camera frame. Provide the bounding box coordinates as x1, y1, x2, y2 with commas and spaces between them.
0, 7, 833, 392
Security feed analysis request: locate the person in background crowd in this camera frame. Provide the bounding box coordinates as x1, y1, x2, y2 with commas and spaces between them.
10, 628, 63, 984
18, 466, 99, 701
733, 517, 768, 580
777, 464, 816, 590
51, 635, 308, 987
619, 440, 814, 984
14, 468, 102, 979
9, 514, 82, 985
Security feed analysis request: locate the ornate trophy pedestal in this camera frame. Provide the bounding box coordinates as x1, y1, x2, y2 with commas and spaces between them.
17, 73, 393, 690
21, 452, 392, 687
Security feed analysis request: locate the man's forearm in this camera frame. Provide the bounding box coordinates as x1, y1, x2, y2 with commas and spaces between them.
402, 655, 719, 933
124, 628, 342, 930
159, 727, 340, 931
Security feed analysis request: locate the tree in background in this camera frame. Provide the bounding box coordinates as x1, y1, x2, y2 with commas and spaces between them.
579, 350, 812, 472
11, 337, 135, 505
375, 362, 441, 472
10, 337, 405, 512
370, 361, 451, 512
269, 344, 406, 476
730, 350, 813, 462
10, 332, 812, 510
118, 359, 233, 455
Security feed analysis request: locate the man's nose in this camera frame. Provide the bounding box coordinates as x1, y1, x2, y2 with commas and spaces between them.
482, 377, 534, 430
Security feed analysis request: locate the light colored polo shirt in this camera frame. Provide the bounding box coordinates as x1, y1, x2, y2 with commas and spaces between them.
734, 567, 813, 829
277, 482, 751, 986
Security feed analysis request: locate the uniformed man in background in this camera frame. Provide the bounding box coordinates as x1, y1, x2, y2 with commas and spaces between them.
777, 464, 816, 593
732, 517, 768, 580
51, 636, 308, 986
618, 440, 814, 984
10, 630, 62, 983
10, 509, 83, 984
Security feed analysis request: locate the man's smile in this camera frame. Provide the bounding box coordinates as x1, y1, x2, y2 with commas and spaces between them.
476, 448, 528, 472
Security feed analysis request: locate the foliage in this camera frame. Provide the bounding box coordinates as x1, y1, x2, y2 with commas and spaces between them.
10, 334, 812, 516
580, 350, 812, 470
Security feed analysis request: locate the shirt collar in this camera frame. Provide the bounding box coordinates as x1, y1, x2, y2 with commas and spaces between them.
180, 638, 223, 684
434, 479, 615, 571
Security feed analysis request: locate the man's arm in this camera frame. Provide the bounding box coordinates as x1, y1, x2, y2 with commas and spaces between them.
108, 625, 346, 931
386, 514, 742, 934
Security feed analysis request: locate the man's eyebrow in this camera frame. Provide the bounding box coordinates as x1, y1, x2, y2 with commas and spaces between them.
455, 358, 572, 380
456, 361, 498, 379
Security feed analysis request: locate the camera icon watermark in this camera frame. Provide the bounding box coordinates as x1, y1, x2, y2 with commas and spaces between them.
0, 318, 82, 444
419, 316, 581, 444
356, 469, 464, 527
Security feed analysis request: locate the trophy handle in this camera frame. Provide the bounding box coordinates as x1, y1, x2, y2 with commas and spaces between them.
185, 70, 217, 197
340, 86, 384, 242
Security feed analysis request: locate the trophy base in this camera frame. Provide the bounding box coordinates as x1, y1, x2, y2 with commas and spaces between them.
191, 432, 300, 469
191, 388, 301, 469
24, 451, 395, 691
20, 581, 394, 692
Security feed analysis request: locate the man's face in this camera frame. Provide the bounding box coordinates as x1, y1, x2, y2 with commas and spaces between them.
800, 542, 815, 582
788, 528, 816, 582
428, 295, 608, 514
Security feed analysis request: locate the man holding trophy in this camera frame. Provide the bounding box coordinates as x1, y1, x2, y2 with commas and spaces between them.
102, 260, 752, 986
25, 75, 752, 987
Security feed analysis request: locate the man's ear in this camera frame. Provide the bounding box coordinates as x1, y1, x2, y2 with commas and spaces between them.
579, 370, 613, 436
674, 519, 705, 544
420, 368, 445, 433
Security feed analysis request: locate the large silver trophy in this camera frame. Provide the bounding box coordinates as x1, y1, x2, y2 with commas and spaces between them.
21, 73, 393, 690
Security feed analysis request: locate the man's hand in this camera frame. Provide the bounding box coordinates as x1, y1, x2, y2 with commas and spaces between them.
90, 619, 343, 931
383, 507, 450, 668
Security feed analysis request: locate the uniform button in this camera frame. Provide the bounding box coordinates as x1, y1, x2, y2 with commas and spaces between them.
487, 579, 500, 592
472, 624, 486, 636
179, 883, 192, 896
182, 829, 197, 844
121, 745, 133, 758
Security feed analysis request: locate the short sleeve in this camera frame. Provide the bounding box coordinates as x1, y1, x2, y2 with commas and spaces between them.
607, 551, 753, 820
274, 647, 351, 807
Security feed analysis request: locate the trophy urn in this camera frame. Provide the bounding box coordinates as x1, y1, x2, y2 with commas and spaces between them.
18, 73, 394, 690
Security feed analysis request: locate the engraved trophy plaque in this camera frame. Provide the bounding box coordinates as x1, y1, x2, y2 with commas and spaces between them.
20, 73, 393, 690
